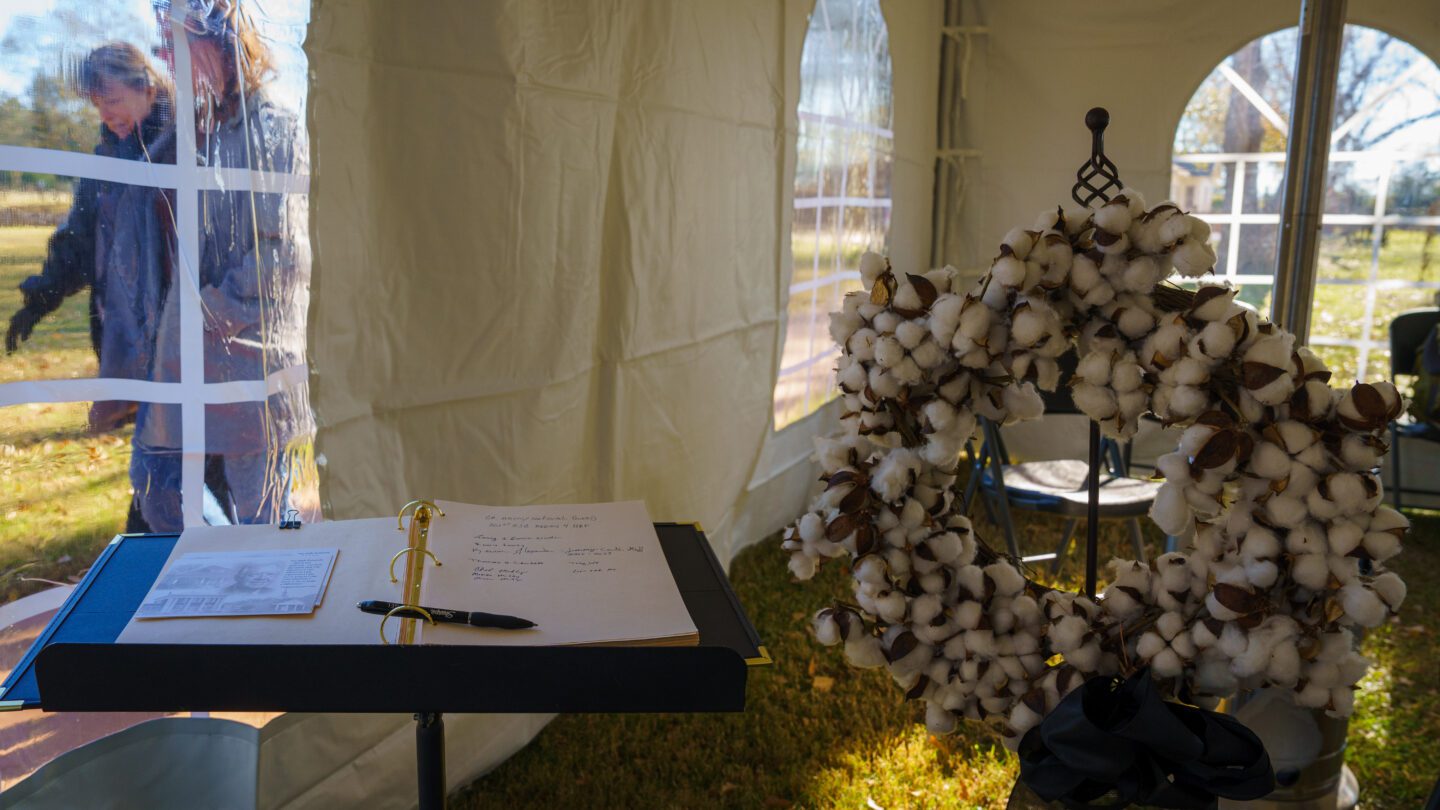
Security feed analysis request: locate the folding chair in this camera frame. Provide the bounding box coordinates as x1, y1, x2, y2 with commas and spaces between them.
1388, 307, 1440, 510
961, 359, 1167, 568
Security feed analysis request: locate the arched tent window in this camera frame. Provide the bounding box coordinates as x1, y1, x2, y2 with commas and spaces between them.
0, 0, 311, 783
774, 0, 893, 429
1173, 25, 1440, 382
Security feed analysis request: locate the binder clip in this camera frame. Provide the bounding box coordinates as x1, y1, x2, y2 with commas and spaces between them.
279, 509, 303, 530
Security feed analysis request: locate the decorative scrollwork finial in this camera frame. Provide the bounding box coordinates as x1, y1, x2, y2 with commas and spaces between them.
1072, 107, 1123, 208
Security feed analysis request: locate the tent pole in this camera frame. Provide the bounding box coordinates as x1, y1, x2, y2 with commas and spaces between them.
1271, 0, 1348, 342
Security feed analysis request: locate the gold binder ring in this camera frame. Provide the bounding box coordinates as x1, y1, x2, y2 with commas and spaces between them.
380, 604, 436, 645
397, 499, 445, 530
389, 547, 442, 582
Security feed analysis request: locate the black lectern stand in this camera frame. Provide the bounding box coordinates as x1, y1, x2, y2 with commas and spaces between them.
0, 523, 767, 809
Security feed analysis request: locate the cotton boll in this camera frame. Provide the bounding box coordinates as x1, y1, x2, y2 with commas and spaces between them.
845, 634, 887, 668
1002, 383, 1046, 422
1172, 239, 1216, 277
829, 309, 864, 347
1326, 687, 1355, 718
869, 368, 901, 399
1319, 515, 1353, 553
847, 328, 879, 361
1094, 199, 1134, 234
1048, 615, 1089, 653
1371, 571, 1406, 610
1150, 648, 1184, 678
813, 610, 843, 645
1340, 582, 1387, 628
893, 356, 923, 385
911, 339, 946, 370
1168, 386, 1211, 420
859, 252, 890, 289
923, 702, 958, 736
1113, 363, 1145, 397
1192, 320, 1237, 360
1117, 306, 1157, 339
1263, 495, 1308, 529
1070, 254, 1101, 294
892, 282, 923, 313
1267, 644, 1301, 687
1249, 442, 1291, 481
1010, 306, 1049, 347
873, 335, 905, 369
964, 629, 998, 659
1136, 631, 1167, 661
788, 551, 819, 579
912, 593, 944, 628
1362, 531, 1401, 563
1171, 357, 1211, 387
894, 319, 927, 350
1073, 382, 1119, 420
1076, 350, 1114, 386
1329, 555, 1360, 586
870, 448, 922, 503
1150, 482, 1194, 536
985, 562, 1028, 598
929, 294, 964, 344
993, 256, 1027, 287
1120, 256, 1162, 293
874, 590, 907, 623
1192, 620, 1221, 649
1001, 227, 1036, 260
1367, 506, 1409, 538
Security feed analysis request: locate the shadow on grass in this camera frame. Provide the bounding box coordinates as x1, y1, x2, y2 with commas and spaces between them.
453, 502, 1440, 809
453, 536, 1019, 809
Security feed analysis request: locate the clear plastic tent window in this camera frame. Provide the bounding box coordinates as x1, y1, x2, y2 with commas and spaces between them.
0, 0, 311, 784
1172, 24, 1440, 384
774, 0, 894, 430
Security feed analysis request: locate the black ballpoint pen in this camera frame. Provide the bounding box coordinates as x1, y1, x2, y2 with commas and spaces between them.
357, 599, 537, 630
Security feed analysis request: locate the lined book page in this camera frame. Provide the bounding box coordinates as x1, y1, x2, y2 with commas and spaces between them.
418, 500, 698, 646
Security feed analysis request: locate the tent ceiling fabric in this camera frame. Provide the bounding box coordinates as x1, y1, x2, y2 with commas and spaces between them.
937, 0, 1440, 276
306, 0, 941, 567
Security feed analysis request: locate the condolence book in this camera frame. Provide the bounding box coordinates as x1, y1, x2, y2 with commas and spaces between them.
116, 500, 699, 648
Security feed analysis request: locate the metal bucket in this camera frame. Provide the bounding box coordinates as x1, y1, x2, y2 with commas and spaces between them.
1219, 689, 1358, 809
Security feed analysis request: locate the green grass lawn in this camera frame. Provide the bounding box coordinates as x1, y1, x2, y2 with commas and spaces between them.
0, 225, 129, 601
457, 509, 1440, 809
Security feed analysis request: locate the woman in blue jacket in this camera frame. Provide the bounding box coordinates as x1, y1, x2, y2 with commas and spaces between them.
6, 42, 175, 434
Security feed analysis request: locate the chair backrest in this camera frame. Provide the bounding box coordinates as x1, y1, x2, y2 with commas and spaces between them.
1035, 349, 1080, 415
1389, 308, 1440, 377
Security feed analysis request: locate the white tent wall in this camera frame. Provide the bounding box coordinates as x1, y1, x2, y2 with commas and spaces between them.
938, 0, 1440, 276
306, 0, 941, 564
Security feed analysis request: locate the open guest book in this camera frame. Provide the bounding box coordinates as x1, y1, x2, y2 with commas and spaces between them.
117, 500, 700, 648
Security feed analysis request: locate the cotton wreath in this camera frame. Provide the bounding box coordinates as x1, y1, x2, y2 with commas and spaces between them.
783, 189, 1409, 749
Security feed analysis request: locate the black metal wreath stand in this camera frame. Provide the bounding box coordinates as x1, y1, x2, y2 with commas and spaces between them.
1072, 107, 1122, 598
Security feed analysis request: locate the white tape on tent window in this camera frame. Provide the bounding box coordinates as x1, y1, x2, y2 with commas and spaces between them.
2, 4, 312, 530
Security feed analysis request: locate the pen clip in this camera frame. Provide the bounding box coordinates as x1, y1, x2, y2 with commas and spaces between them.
380, 603, 435, 645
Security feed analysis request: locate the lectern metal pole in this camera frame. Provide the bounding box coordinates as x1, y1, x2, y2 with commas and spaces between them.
1086, 421, 1100, 598
416, 712, 446, 810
